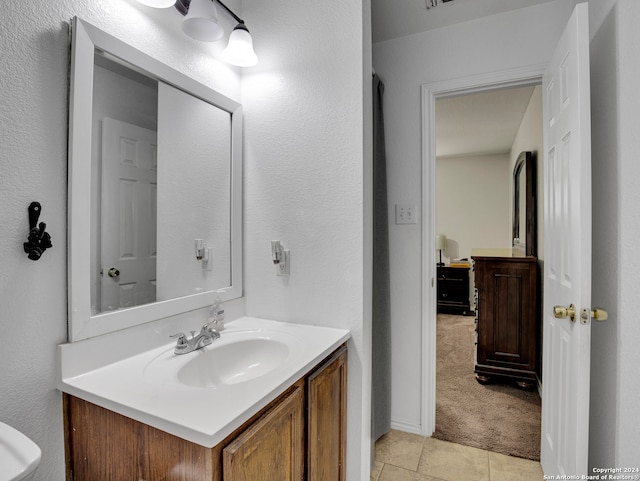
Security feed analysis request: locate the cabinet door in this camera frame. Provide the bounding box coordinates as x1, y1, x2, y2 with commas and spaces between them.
65, 395, 146, 481
223, 382, 305, 481
307, 346, 347, 481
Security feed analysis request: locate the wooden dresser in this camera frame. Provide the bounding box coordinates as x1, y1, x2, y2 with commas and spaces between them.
472, 253, 539, 389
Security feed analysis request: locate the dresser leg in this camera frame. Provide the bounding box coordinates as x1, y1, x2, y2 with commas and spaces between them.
475, 374, 492, 385
515, 380, 535, 390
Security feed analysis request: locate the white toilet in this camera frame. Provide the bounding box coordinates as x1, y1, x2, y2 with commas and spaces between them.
0, 422, 41, 481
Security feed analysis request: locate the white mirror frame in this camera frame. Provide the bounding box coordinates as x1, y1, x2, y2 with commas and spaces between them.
68, 17, 243, 341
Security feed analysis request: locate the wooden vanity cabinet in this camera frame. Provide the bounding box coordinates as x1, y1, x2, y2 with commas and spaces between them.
223, 382, 305, 481
307, 346, 347, 481
472, 255, 539, 389
64, 345, 347, 481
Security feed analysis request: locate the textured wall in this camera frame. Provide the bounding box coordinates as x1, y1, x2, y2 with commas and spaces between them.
615, 0, 640, 463
0, 1, 239, 479
240, 0, 371, 478
588, 0, 640, 466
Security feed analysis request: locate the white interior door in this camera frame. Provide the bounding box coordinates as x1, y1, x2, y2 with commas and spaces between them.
541, 3, 592, 475
101, 117, 158, 311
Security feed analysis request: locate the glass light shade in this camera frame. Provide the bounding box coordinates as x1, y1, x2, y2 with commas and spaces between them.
136, 0, 176, 8
222, 24, 258, 67
436, 234, 448, 250
182, 0, 224, 42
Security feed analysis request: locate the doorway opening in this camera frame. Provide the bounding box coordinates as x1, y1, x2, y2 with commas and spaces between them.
432, 84, 543, 460
419, 65, 547, 459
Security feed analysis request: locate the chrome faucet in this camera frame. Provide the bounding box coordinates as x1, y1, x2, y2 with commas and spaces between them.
170, 323, 221, 355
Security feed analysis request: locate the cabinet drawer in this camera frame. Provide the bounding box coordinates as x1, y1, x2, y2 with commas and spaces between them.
437, 267, 468, 281
437, 286, 466, 302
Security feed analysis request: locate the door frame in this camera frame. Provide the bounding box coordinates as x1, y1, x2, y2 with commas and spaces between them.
420, 64, 547, 436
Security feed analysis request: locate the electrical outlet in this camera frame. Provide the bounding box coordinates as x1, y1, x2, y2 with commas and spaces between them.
202, 247, 213, 271
277, 250, 290, 276
395, 204, 417, 224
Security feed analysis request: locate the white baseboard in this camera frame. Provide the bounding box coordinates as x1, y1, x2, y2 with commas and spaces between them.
390, 420, 423, 436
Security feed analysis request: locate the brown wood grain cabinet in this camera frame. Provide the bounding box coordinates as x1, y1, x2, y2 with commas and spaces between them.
64, 345, 347, 481
472, 255, 539, 389
223, 383, 305, 481
307, 345, 347, 481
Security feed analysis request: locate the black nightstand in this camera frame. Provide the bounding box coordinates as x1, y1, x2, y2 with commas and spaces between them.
437, 266, 472, 315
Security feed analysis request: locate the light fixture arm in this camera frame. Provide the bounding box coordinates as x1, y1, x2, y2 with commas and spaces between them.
175, 0, 246, 25
174, 0, 257, 66
212, 0, 244, 25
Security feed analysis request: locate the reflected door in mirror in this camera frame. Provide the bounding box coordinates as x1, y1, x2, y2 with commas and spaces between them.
100, 118, 158, 311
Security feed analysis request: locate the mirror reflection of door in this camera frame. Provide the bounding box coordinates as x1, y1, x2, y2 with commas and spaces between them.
100, 117, 158, 311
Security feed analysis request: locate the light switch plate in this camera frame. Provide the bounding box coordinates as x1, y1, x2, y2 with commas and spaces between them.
395, 204, 417, 224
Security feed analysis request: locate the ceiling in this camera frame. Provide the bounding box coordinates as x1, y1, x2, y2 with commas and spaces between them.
371, 0, 545, 158
435, 85, 537, 158
371, 0, 558, 44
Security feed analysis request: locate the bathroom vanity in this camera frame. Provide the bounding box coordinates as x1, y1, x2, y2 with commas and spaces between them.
64, 346, 346, 481
59, 318, 349, 481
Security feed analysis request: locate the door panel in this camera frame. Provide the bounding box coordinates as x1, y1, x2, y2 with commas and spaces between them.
101, 117, 157, 311
541, 3, 592, 475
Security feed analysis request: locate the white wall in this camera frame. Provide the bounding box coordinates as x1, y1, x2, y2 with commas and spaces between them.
0, 1, 241, 479
157, 83, 232, 300
614, 0, 640, 462
436, 153, 511, 263
588, 0, 640, 467
373, 0, 572, 433
241, 1, 371, 478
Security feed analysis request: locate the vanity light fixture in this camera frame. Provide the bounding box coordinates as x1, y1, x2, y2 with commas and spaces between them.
172, 0, 258, 67
181, 0, 224, 42
134, 0, 258, 66
426, 0, 455, 9
136, 0, 176, 8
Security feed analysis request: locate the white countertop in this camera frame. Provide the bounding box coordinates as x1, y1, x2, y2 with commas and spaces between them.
58, 317, 350, 448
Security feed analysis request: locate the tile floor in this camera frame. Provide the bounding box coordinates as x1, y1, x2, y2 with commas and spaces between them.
372, 430, 544, 481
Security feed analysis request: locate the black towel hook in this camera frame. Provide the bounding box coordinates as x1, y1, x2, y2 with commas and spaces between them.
23, 201, 52, 261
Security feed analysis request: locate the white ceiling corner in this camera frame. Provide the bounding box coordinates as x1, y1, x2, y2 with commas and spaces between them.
372, 0, 547, 159
371, 0, 559, 44
435, 85, 536, 158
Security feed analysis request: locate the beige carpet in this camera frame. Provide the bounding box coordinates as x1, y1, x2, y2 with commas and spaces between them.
432, 314, 541, 461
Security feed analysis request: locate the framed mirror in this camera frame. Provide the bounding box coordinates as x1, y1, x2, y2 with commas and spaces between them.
512, 151, 536, 257
68, 17, 243, 341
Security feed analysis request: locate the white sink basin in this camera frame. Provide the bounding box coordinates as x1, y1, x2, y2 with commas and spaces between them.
144, 329, 298, 390
59, 317, 351, 447
178, 337, 290, 387
0, 422, 41, 481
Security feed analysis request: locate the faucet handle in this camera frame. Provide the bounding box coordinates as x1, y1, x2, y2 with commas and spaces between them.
170, 332, 188, 346
202, 323, 221, 339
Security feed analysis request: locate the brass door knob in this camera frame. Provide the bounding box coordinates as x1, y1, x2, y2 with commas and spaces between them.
553, 304, 576, 322
591, 308, 608, 321
580, 307, 609, 324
